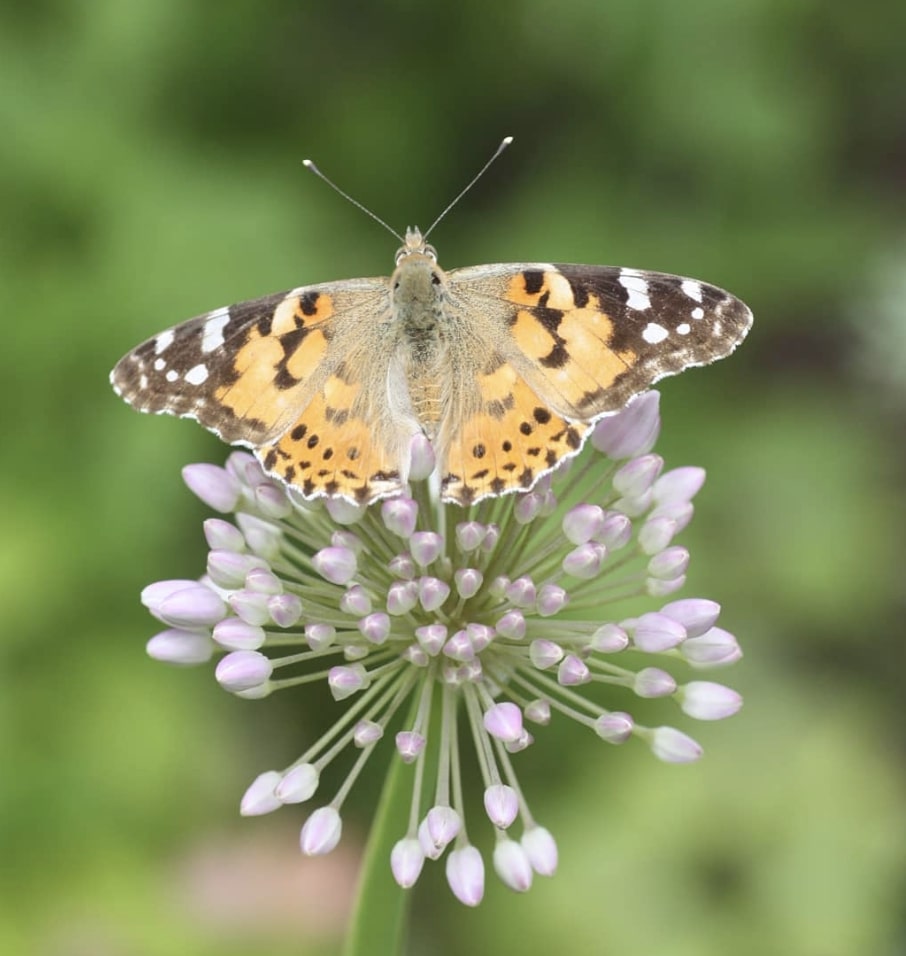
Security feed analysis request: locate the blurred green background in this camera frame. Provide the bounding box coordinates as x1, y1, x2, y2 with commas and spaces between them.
3, 1, 905, 954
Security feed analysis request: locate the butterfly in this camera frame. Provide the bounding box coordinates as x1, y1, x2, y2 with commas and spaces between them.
110, 227, 752, 506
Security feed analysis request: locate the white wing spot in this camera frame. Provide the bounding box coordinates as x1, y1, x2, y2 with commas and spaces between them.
691, 306, 705, 320
153, 358, 166, 371
619, 271, 651, 311
676, 323, 691, 335
155, 329, 175, 354
642, 322, 669, 344
201, 309, 231, 353
139, 374, 148, 389
185, 364, 209, 385
712, 321, 723, 337
681, 280, 703, 303
165, 369, 179, 383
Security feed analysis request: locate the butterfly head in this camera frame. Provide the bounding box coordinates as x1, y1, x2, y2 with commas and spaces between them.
396, 227, 437, 265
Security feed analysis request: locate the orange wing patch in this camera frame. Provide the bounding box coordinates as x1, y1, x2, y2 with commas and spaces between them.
258, 375, 405, 503
442, 370, 589, 505
505, 270, 637, 418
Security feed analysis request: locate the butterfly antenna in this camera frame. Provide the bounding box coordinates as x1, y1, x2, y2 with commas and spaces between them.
423, 136, 514, 240
303, 159, 405, 243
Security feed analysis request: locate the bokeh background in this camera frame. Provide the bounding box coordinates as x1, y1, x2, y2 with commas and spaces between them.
2, 1, 905, 954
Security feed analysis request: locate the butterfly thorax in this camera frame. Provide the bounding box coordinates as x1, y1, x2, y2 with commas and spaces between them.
391, 233, 449, 432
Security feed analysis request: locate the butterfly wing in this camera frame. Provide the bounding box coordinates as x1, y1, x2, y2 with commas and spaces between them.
111, 278, 419, 502
440, 263, 752, 504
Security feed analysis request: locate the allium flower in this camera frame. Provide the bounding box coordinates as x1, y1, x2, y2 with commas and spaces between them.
142, 391, 742, 905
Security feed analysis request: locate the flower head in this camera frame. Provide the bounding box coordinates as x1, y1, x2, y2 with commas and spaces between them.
142, 391, 742, 903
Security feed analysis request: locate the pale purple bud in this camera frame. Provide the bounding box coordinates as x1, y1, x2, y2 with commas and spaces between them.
305, 623, 336, 651
681, 627, 742, 667
395, 731, 426, 763
268, 592, 302, 628
648, 546, 690, 580
145, 581, 227, 628
680, 681, 743, 720
591, 390, 660, 458
415, 623, 447, 655
558, 653, 590, 685
391, 838, 426, 888
388, 553, 416, 579
650, 500, 694, 534
207, 550, 266, 589
418, 576, 451, 612
344, 644, 369, 661
496, 609, 526, 639
562, 504, 605, 544
467, 623, 494, 652
484, 784, 519, 828
489, 575, 510, 599
483, 702, 523, 742
524, 699, 551, 724
613, 454, 663, 498
522, 826, 558, 876
212, 618, 266, 651
216, 650, 273, 692
331, 531, 364, 554
245, 567, 282, 595
410, 532, 443, 567
236, 513, 281, 559
660, 598, 721, 638
647, 575, 687, 598
182, 463, 241, 512
494, 838, 533, 892
454, 568, 483, 599
353, 720, 383, 747
562, 542, 606, 579
634, 667, 677, 698
420, 806, 461, 859
504, 730, 534, 753
312, 547, 357, 585
146, 628, 215, 665
589, 623, 629, 653
446, 845, 485, 906
381, 497, 418, 538
228, 589, 272, 626
597, 512, 632, 549
613, 489, 654, 517
639, 516, 678, 555
529, 640, 563, 670
355, 612, 389, 645
324, 497, 366, 525
387, 580, 419, 615
328, 663, 368, 700
514, 492, 544, 524
300, 807, 342, 855
459, 659, 483, 682
225, 450, 257, 483
239, 770, 282, 816
505, 576, 536, 608
235, 682, 273, 700
481, 524, 500, 552
455, 521, 484, 552
631, 612, 687, 652
203, 518, 245, 552
594, 711, 634, 743
444, 629, 475, 662
649, 727, 703, 763
537, 584, 568, 617
339, 585, 372, 617
276, 763, 319, 804
255, 481, 292, 518
404, 433, 434, 481
402, 644, 430, 666
653, 466, 706, 505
